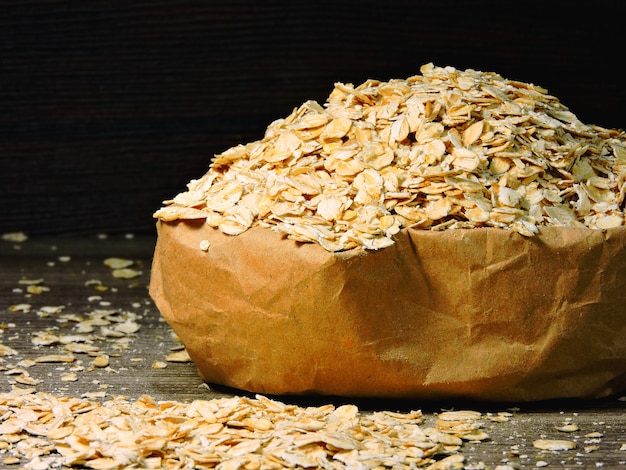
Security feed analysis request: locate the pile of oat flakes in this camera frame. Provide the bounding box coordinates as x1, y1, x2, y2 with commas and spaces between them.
155, 63, 626, 252
0, 388, 500, 469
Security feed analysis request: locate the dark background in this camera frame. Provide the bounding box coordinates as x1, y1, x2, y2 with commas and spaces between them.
2, 1, 625, 236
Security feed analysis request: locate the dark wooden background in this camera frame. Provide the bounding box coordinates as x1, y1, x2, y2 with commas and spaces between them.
2, 0, 625, 236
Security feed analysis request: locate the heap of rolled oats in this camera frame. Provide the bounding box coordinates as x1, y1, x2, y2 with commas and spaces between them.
155, 63, 626, 251
0, 388, 489, 469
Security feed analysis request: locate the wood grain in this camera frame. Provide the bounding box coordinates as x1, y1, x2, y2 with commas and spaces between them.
1, 1, 625, 235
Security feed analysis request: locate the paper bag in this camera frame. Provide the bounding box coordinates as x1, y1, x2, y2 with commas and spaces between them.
149, 220, 626, 401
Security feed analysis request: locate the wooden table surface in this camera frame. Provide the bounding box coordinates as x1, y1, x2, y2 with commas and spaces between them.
0, 232, 624, 469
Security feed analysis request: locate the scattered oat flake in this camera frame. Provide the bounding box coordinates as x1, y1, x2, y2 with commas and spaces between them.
34, 354, 75, 363
437, 410, 482, 421
112, 320, 141, 335
4, 367, 29, 376
556, 423, 579, 432
64, 342, 100, 354
165, 349, 192, 362
36, 306, 64, 318
424, 454, 464, 469
111, 268, 142, 279
27, 284, 50, 294
152, 361, 168, 369
2, 232, 28, 242
533, 439, 577, 451
14, 374, 41, 386
436, 409, 487, 441
16, 359, 35, 368
18, 278, 44, 285
92, 355, 110, 368
8, 303, 31, 313
31, 331, 60, 346
0, 344, 18, 356
103, 257, 134, 269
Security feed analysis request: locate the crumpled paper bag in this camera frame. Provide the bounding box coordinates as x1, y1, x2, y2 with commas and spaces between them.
149, 220, 626, 401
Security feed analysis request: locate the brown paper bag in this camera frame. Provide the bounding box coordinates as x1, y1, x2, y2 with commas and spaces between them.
150, 219, 626, 401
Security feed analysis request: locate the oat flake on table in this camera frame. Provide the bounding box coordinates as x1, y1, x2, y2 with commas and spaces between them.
0, 387, 487, 469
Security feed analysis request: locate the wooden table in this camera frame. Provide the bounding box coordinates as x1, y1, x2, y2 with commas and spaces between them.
1, 232, 624, 469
